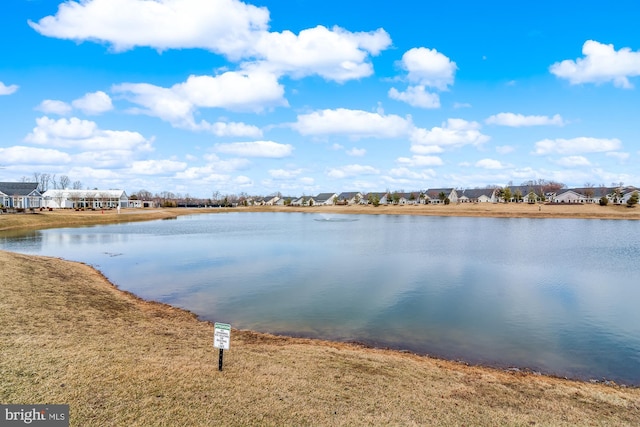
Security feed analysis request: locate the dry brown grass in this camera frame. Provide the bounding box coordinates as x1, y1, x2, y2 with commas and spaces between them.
1, 249, 639, 426
2, 206, 640, 425
0, 207, 226, 232
245, 201, 640, 220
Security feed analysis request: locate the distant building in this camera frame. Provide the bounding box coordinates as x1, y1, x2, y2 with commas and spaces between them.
0, 182, 42, 209
42, 189, 129, 209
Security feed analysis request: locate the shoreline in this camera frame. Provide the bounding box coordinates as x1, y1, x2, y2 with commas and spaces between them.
2, 207, 640, 425
1, 201, 639, 234
2, 205, 639, 381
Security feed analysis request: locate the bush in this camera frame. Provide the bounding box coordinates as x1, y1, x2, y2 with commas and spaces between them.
599, 196, 608, 206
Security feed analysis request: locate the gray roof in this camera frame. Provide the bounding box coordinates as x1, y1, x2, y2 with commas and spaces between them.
425, 188, 454, 198
314, 193, 337, 202
0, 182, 41, 197
460, 188, 496, 199
337, 192, 362, 199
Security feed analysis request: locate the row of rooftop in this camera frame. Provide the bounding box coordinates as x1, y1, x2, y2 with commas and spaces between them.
250, 185, 640, 206
1, 182, 638, 210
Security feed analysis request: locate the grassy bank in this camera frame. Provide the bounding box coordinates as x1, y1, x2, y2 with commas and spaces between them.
1, 207, 640, 426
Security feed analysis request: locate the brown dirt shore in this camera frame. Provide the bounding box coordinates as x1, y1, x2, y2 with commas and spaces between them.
1, 206, 639, 426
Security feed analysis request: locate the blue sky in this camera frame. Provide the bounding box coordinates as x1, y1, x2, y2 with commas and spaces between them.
1, 0, 639, 198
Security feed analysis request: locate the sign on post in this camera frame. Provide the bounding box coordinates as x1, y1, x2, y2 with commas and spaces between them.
214, 322, 231, 371
214, 322, 231, 350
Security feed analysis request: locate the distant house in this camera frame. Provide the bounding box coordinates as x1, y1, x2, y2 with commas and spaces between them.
553, 189, 588, 204
42, 189, 129, 209
336, 192, 365, 205
567, 187, 610, 204
263, 195, 280, 205
501, 185, 538, 203
425, 188, 458, 204
394, 192, 422, 205
0, 182, 42, 209
291, 196, 314, 206
275, 196, 295, 206
364, 192, 390, 205
314, 193, 338, 206
459, 188, 498, 203
128, 199, 156, 208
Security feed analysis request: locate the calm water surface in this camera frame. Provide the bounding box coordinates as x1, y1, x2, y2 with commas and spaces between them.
2, 212, 639, 385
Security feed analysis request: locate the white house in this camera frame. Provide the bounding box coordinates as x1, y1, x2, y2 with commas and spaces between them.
314, 193, 338, 205
42, 189, 129, 209
459, 188, 498, 203
425, 188, 458, 204
336, 192, 365, 205
263, 195, 280, 205
553, 190, 588, 204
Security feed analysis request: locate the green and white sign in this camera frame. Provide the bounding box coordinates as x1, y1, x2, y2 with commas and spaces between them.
214, 322, 231, 350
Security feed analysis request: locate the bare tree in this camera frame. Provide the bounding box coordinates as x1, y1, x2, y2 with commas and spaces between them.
33, 172, 51, 192
136, 189, 153, 200
72, 180, 83, 190
59, 175, 70, 189
583, 182, 595, 201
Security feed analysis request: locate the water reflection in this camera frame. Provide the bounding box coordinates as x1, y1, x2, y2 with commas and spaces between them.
2, 212, 639, 385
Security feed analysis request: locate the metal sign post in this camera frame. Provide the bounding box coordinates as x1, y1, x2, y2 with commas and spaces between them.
213, 322, 231, 371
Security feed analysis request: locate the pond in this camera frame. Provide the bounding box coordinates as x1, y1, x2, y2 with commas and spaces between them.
2, 212, 639, 385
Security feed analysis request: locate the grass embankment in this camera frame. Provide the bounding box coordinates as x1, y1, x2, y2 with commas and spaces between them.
1, 207, 640, 426
0, 207, 220, 232
248, 201, 640, 220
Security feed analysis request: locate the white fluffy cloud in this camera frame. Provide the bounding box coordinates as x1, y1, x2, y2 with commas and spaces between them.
550, 40, 640, 88
214, 141, 293, 158
200, 121, 263, 138
399, 47, 457, 90
37, 92, 114, 116
533, 137, 622, 155
485, 112, 565, 127
30, 0, 391, 82
37, 99, 72, 115
174, 72, 287, 112
29, 0, 269, 56
388, 85, 440, 109
292, 108, 412, 139
129, 159, 187, 175
410, 119, 490, 152
175, 154, 251, 180
606, 151, 630, 162
113, 71, 284, 134
24, 116, 153, 152
0, 146, 71, 164
397, 155, 443, 167
72, 91, 114, 115
268, 168, 303, 179
496, 145, 515, 154
346, 147, 366, 156
475, 158, 506, 169
254, 26, 391, 82
327, 164, 380, 179
556, 156, 591, 167
388, 167, 436, 180
0, 81, 19, 95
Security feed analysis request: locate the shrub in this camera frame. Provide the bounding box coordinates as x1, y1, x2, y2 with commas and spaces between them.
599, 196, 608, 206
